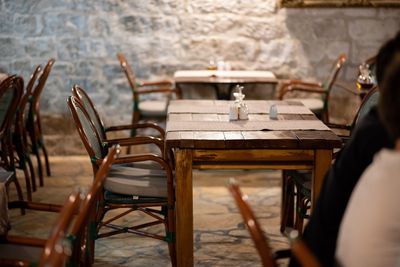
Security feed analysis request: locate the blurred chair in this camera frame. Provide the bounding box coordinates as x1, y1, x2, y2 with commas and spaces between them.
26, 59, 55, 186
0, 76, 24, 207
1, 146, 118, 267
12, 65, 42, 201
68, 96, 176, 266
279, 54, 347, 123
228, 181, 320, 267
117, 52, 180, 128
281, 86, 379, 234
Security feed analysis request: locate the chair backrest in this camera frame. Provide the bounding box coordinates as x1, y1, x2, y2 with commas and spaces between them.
0, 76, 23, 133
72, 85, 107, 140
117, 52, 143, 125
67, 146, 119, 265
15, 66, 42, 140
228, 181, 321, 267
322, 54, 347, 92
29, 59, 55, 134
67, 96, 105, 166
38, 190, 83, 267
0, 76, 23, 169
117, 52, 138, 95
351, 86, 379, 131
228, 182, 277, 267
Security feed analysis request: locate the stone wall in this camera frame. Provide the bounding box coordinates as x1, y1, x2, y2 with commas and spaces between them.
0, 0, 399, 154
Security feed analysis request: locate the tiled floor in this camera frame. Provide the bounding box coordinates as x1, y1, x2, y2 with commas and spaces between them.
8, 156, 289, 267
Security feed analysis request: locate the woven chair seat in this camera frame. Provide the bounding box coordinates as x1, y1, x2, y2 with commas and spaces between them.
139, 100, 168, 117
105, 165, 167, 197
0, 244, 42, 262
285, 98, 323, 113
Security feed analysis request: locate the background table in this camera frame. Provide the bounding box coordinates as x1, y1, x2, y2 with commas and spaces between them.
174, 70, 278, 100
165, 100, 341, 267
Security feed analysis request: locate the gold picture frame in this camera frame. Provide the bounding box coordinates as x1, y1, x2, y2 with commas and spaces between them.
280, 0, 400, 7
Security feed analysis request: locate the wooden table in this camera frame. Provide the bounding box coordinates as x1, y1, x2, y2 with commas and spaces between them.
174, 70, 278, 100
165, 100, 342, 267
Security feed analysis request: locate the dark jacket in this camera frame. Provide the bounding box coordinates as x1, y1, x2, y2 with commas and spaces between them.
290, 107, 393, 267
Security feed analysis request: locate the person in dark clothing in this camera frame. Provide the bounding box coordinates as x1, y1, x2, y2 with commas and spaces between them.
289, 32, 400, 267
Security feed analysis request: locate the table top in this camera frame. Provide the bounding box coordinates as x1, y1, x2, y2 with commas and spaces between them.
174, 70, 278, 84
165, 100, 342, 150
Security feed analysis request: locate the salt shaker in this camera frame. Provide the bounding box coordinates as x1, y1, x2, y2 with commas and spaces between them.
269, 104, 278, 120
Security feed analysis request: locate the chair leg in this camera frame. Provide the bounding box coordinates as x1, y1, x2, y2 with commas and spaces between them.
39, 139, 51, 177
11, 175, 25, 215
33, 148, 44, 187
26, 154, 37, 192
20, 162, 32, 202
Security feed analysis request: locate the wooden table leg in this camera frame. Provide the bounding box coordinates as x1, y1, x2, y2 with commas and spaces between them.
312, 149, 333, 208
175, 149, 193, 267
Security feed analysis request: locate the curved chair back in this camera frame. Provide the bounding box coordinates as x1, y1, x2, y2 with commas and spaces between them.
68, 146, 119, 265
322, 54, 347, 91
0, 76, 23, 169
229, 181, 321, 267
72, 85, 107, 140
228, 182, 277, 267
0, 76, 23, 133
38, 190, 83, 267
67, 96, 105, 168
352, 86, 379, 130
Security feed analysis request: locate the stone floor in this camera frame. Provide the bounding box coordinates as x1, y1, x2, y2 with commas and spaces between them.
8, 156, 289, 267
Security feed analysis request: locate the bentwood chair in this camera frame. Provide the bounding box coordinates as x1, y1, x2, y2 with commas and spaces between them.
67, 96, 176, 266
281, 86, 380, 234
71, 85, 165, 154
279, 54, 347, 123
117, 52, 180, 127
2, 147, 118, 267
0, 76, 25, 207
26, 59, 55, 186
12, 65, 42, 201
228, 182, 320, 267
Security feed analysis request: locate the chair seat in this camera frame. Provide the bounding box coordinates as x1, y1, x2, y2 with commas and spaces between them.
105, 165, 167, 197
0, 168, 13, 183
139, 100, 168, 117
0, 244, 42, 262
285, 98, 324, 113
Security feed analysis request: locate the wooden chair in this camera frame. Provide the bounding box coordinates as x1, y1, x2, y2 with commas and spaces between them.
117, 52, 180, 127
279, 54, 347, 123
228, 181, 320, 267
26, 59, 55, 187
0, 76, 25, 208
0, 191, 80, 267
1, 146, 119, 267
71, 85, 166, 155
281, 87, 380, 234
67, 96, 176, 266
12, 65, 42, 201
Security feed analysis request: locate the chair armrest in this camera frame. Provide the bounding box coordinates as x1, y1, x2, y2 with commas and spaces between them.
281, 79, 323, 88
279, 82, 326, 99
105, 122, 165, 138
135, 87, 178, 95
326, 122, 352, 131
335, 82, 360, 95
103, 136, 164, 154
137, 79, 174, 87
